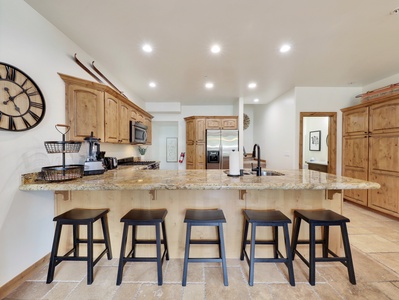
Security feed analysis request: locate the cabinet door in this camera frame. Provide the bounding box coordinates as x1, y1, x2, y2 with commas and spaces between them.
221, 118, 237, 129
119, 101, 130, 144
195, 118, 205, 142
104, 93, 119, 143
186, 119, 195, 143
66, 84, 104, 141
195, 143, 206, 169
369, 99, 399, 134
206, 118, 221, 129
368, 134, 399, 213
144, 116, 152, 145
342, 107, 369, 136
186, 143, 195, 169
342, 135, 369, 205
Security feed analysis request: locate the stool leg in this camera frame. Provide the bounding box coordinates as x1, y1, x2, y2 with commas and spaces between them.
182, 223, 192, 286
341, 223, 356, 284
155, 223, 163, 285
46, 222, 63, 284
273, 226, 279, 259
87, 222, 94, 285
72, 224, 79, 257
248, 223, 256, 286
322, 226, 329, 258
117, 223, 129, 285
218, 223, 228, 286
132, 225, 137, 258
100, 215, 113, 259
291, 216, 301, 260
161, 220, 170, 260
240, 219, 249, 261
283, 223, 295, 286
309, 223, 316, 286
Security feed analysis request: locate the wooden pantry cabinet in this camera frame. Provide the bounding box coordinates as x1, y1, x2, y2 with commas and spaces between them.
60, 73, 153, 145
342, 97, 399, 217
185, 116, 238, 169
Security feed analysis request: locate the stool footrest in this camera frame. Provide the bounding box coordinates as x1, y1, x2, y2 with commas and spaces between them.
188, 258, 223, 263
133, 239, 167, 245
243, 239, 277, 245
189, 239, 221, 245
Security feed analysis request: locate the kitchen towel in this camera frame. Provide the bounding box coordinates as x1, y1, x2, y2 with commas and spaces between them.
229, 150, 240, 176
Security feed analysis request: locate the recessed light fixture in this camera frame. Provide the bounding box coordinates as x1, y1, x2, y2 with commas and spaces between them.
205, 82, 214, 89
248, 82, 257, 89
142, 44, 153, 53
210, 44, 221, 54
149, 82, 156, 88
279, 44, 291, 53
253, 98, 259, 103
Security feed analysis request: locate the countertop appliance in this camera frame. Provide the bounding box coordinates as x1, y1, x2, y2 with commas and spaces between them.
130, 121, 148, 144
118, 157, 160, 169
104, 157, 118, 170
83, 132, 105, 175
206, 130, 239, 169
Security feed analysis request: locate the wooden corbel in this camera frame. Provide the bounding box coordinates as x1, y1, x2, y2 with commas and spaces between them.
239, 190, 247, 201
149, 190, 157, 200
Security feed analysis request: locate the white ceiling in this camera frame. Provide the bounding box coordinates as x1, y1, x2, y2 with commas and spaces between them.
25, 0, 399, 105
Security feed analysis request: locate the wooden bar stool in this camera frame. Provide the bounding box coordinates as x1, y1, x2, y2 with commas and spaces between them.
182, 209, 228, 286
240, 209, 295, 286
116, 209, 169, 286
46, 208, 112, 285
291, 209, 356, 286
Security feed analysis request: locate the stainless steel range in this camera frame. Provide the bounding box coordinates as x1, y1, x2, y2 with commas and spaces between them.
117, 157, 159, 169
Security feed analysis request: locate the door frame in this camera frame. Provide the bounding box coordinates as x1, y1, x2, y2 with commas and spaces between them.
299, 112, 337, 174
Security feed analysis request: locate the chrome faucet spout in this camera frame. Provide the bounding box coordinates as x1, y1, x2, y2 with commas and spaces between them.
251, 144, 262, 176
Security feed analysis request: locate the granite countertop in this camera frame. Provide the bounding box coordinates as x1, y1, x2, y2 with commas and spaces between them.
19, 167, 380, 191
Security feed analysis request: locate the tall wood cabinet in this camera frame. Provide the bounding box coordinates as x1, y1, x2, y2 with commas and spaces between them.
185, 116, 238, 169
342, 97, 399, 217
60, 73, 153, 144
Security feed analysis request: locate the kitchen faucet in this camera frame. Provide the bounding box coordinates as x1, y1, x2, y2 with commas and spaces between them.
251, 144, 262, 176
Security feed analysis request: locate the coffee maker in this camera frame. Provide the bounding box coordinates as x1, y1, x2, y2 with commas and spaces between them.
83, 132, 105, 175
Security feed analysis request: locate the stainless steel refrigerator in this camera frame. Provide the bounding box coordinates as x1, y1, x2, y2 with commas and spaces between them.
206, 130, 239, 169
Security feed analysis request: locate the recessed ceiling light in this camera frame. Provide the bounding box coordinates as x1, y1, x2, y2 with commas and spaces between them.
149, 82, 156, 88
210, 44, 221, 54
253, 98, 259, 103
205, 82, 214, 89
279, 44, 291, 53
142, 44, 153, 53
248, 82, 257, 89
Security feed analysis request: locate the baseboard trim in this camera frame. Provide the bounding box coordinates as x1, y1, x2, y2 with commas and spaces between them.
0, 253, 50, 299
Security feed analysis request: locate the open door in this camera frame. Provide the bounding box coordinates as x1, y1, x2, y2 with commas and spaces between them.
299, 112, 337, 174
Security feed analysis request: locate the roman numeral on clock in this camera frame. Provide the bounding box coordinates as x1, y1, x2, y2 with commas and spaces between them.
9, 116, 16, 130
5, 66, 16, 81
30, 102, 43, 109
28, 110, 40, 121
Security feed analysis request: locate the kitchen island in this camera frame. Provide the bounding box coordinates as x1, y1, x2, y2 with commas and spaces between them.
20, 168, 379, 258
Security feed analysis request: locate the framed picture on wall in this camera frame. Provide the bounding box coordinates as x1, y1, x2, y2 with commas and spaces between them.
309, 130, 321, 151
166, 137, 178, 162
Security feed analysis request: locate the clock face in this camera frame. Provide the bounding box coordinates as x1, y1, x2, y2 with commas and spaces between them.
0, 62, 46, 131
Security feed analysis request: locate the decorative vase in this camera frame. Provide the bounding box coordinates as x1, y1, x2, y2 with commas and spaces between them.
140, 154, 145, 161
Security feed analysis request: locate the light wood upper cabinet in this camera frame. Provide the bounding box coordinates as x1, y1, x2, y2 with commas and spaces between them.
369, 98, 399, 134
342, 107, 369, 136
206, 118, 222, 129
221, 118, 238, 129
60, 73, 153, 145
205, 117, 238, 130
65, 84, 104, 141
195, 118, 205, 142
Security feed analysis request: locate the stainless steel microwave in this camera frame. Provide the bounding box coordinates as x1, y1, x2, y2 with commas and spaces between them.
130, 121, 148, 144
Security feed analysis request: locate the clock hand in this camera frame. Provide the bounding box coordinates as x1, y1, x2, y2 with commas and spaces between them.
3, 87, 23, 113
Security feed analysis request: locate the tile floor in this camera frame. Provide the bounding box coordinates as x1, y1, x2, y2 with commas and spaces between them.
3, 201, 399, 299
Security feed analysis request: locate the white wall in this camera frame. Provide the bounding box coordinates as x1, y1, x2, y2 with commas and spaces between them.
253, 89, 296, 169
243, 105, 254, 155
0, 0, 142, 287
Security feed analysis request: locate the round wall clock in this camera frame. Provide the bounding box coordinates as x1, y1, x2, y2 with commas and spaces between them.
0, 62, 46, 131
243, 113, 250, 130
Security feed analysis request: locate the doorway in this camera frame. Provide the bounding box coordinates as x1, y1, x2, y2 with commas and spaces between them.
299, 112, 337, 174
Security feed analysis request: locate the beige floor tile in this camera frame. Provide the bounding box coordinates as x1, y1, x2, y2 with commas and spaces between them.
5, 281, 55, 300
112, 283, 141, 300
136, 283, 183, 299
349, 234, 399, 253
370, 281, 399, 300
47, 261, 86, 282
182, 284, 205, 300
369, 252, 399, 274
246, 283, 273, 300
165, 259, 204, 283
328, 281, 393, 299
42, 282, 78, 300
118, 262, 160, 283
240, 260, 288, 284
268, 283, 318, 299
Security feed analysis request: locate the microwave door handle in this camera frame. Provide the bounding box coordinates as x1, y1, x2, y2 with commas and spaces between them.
144, 131, 147, 142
